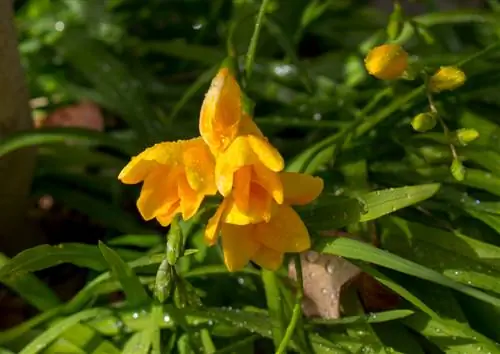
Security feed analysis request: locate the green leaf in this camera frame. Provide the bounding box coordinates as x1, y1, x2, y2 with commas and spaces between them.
309, 309, 415, 326
108, 234, 162, 248
98, 242, 150, 307
359, 184, 440, 222
313, 237, 500, 307
0, 253, 61, 311
0, 244, 107, 280
300, 196, 362, 229
0, 128, 135, 159
403, 312, 500, 354
19, 308, 110, 354
141, 40, 224, 65
122, 329, 152, 354
261, 269, 285, 348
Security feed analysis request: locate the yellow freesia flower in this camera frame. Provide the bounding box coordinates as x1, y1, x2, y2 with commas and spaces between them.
199, 67, 242, 155
118, 138, 217, 226
204, 172, 324, 271
364, 44, 408, 80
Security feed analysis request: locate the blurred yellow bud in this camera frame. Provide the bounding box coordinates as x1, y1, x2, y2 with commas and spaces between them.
364, 44, 408, 80
455, 128, 479, 146
411, 112, 437, 132
429, 66, 466, 93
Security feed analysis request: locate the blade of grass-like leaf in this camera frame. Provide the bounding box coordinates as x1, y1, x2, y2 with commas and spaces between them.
309, 309, 414, 326
57, 323, 121, 354
122, 330, 152, 354
244, 0, 272, 82
359, 184, 440, 222
403, 312, 500, 354
19, 308, 110, 354
214, 334, 259, 354
0, 253, 61, 311
355, 264, 500, 352
261, 269, 286, 348
313, 237, 500, 307
98, 242, 150, 307
64, 254, 164, 313
0, 244, 108, 280
0, 128, 135, 158
108, 234, 162, 248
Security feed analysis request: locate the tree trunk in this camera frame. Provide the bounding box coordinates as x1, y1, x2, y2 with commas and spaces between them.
0, 0, 42, 255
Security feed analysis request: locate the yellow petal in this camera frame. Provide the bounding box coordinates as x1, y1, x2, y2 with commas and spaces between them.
247, 135, 284, 172
199, 68, 241, 153
224, 184, 273, 225
254, 205, 310, 253
281, 172, 324, 205
215, 135, 284, 196
251, 246, 283, 271
118, 141, 186, 184
232, 166, 252, 212
183, 139, 217, 195
118, 157, 156, 184
215, 136, 256, 195
238, 112, 264, 137
136, 167, 180, 220
177, 174, 204, 220
156, 201, 181, 226
204, 199, 228, 246
221, 223, 259, 271
253, 162, 283, 204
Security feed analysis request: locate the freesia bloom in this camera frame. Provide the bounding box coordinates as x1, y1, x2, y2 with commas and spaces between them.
429, 66, 466, 93
205, 172, 324, 271
364, 44, 408, 80
199, 67, 242, 155
118, 138, 217, 226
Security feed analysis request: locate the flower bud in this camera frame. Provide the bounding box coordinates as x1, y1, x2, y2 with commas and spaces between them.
364, 44, 408, 80
454, 128, 479, 146
411, 112, 437, 132
450, 159, 466, 181
429, 66, 466, 93
154, 259, 174, 303
167, 217, 184, 266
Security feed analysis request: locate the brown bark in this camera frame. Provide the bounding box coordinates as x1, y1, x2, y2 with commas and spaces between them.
0, 0, 42, 255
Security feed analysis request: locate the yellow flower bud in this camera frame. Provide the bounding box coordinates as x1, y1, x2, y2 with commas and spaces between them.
429, 66, 466, 93
364, 44, 408, 80
411, 112, 437, 132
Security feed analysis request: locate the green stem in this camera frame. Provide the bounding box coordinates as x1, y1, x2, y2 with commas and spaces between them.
276, 255, 304, 354
244, 0, 271, 83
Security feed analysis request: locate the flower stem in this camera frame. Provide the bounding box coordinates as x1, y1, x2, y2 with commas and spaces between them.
276, 254, 304, 354
244, 0, 271, 83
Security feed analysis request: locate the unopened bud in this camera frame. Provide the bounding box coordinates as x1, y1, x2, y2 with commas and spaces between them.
450, 159, 466, 181
455, 128, 479, 146
411, 112, 437, 132
429, 66, 466, 93
364, 44, 408, 80
154, 259, 174, 303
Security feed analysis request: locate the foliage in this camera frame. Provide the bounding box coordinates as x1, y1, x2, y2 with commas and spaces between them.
2, 0, 500, 353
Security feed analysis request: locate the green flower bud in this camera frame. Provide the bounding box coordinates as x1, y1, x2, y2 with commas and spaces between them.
411, 112, 437, 132
166, 217, 184, 266
455, 128, 479, 146
154, 259, 174, 303
450, 159, 466, 181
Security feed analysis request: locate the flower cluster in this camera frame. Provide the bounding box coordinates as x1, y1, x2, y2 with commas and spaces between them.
364, 44, 466, 93
119, 68, 324, 271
